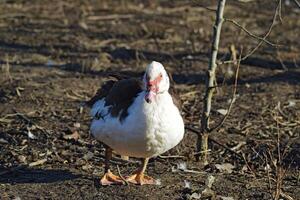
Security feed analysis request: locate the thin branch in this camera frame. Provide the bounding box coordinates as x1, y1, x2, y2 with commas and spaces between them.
193, 149, 212, 156
293, 0, 300, 8
209, 48, 242, 132
198, 0, 227, 163
192, 1, 217, 12
280, 192, 294, 200
241, 153, 257, 177
220, 0, 281, 65
224, 18, 276, 46
186, 126, 243, 160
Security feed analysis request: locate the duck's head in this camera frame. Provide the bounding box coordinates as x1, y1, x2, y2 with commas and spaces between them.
143, 61, 170, 104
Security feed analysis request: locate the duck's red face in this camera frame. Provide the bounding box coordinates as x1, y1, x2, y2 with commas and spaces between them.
145, 73, 163, 103
144, 61, 170, 104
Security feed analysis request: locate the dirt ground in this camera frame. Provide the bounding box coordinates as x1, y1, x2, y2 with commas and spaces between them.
0, 0, 299, 199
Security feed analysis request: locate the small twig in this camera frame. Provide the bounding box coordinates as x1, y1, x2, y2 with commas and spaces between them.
5, 55, 12, 82
293, 0, 300, 8
192, 2, 217, 12
278, 0, 283, 23
241, 153, 256, 177
186, 126, 244, 160
293, 58, 299, 68
116, 165, 128, 185
11, 109, 32, 124
239, 0, 280, 60
87, 14, 133, 21
276, 49, 288, 70
158, 155, 185, 159
0, 112, 37, 125
191, 0, 217, 13
219, 0, 281, 65
265, 153, 273, 195
209, 48, 242, 132
180, 169, 205, 174
275, 102, 288, 119
224, 18, 276, 46
280, 191, 295, 200
193, 149, 212, 156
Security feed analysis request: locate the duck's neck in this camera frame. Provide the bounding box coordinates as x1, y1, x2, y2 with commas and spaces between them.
149, 90, 171, 105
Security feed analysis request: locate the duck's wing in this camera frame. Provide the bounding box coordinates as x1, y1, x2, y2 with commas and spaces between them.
88, 78, 143, 122
86, 79, 117, 108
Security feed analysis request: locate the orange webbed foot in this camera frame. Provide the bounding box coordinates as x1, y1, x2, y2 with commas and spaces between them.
100, 170, 125, 186
126, 172, 156, 185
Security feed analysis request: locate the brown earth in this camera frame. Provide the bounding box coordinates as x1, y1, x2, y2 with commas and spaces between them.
0, 0, 299, 200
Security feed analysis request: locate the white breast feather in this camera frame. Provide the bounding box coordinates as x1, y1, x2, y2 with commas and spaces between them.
90, 91, 184, 158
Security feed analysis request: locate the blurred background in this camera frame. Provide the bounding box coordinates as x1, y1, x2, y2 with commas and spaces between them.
0, 0, 299, 199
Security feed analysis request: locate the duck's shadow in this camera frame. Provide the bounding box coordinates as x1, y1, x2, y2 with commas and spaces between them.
0, 166, 82, 184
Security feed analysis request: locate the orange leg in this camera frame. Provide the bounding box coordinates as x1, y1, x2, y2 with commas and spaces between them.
126, 158, 156, 185
100, 146, 125, 186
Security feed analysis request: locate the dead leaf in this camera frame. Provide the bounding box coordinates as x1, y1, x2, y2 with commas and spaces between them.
287, 100, 296, 107
216, 109, 228, 115
201, 188, 216, 199
29, 158, 47, 167
155, 179, 161, 186
63, 131, 80, 141
0, 138, 8, 144
172, 162, 203, 174
184, 180, 191, 188
18, 155, 27, 163
82, 164, 92, 171
215, 163, 235, 174
83, 151, 94, 161
73, 122, 80, 128
230, 141, 246, 151
189, 192, 201, 199
27, 129, 37, 140
218, 196, 235, 200
205, 175, 215, 188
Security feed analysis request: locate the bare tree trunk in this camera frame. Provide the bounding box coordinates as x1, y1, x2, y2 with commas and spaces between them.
197, 0, 226, 164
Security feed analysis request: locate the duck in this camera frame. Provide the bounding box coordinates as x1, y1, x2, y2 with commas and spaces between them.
87, 61, 185, 185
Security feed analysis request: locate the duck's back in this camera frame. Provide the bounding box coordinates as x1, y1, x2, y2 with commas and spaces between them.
89, 78, 143, 122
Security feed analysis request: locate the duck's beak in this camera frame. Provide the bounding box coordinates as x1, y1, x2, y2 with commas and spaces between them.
145, 82, 158, 104
145, 90, 157, 103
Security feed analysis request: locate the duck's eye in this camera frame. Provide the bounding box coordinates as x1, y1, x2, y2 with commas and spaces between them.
160, 73, 163, 78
